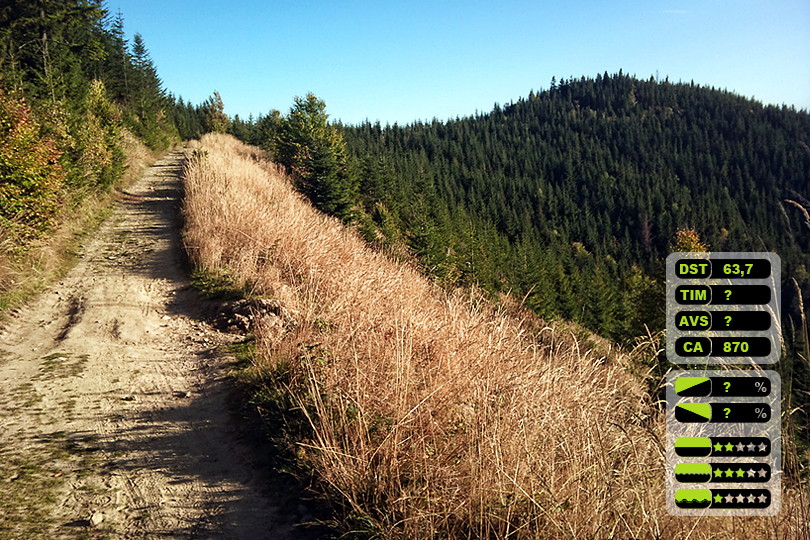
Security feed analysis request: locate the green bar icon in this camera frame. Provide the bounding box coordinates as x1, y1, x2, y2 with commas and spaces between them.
675, 488, 712, 509
675, 463, 712, 483
675, 437, 712, 457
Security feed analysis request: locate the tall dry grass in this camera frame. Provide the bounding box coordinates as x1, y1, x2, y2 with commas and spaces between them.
182, 133, 809, 539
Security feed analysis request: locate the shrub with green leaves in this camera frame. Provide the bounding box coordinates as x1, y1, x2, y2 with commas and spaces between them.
71, 80, 125, 190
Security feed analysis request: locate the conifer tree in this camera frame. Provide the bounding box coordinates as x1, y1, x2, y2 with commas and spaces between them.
276, 94, 356, 220
255, 109, 283, 155
201, 91, 230, 133
104, 10, 130, 102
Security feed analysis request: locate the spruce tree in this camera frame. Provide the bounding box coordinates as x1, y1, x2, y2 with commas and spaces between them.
276, 94, 356, 220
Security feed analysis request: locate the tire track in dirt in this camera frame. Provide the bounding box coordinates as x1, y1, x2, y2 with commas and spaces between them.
0, 152, 302, 539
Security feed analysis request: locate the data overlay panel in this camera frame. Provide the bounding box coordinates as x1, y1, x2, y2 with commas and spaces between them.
666, 252, 781, 365
665, 252, 782, 517
666, 370, 781, 516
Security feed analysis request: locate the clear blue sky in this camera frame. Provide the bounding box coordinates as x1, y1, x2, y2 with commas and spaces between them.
107, 0, 810, 125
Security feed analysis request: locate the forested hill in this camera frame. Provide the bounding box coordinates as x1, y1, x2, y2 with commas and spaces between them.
342, 73, 810, 342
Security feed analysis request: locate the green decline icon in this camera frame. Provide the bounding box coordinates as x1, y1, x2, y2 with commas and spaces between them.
675, 376, 711, 397
675, 402, 712, 423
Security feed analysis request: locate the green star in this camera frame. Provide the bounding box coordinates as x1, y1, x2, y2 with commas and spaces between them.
714, 468, 723, 477
714, 442, 723, 452
714, 494, 723, 504
724, 468, 734, 477
736, 468, 745, 477
725, 443, 734, 452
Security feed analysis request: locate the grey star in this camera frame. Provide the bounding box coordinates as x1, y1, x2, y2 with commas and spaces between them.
757, 468, 768, 478
747, 469, 756, 478
747, 494, 756, 504
757, 442, 767, 452
735, 494, 745, 503
758, 494, 768, 504
725, 494, 734, 503
746, 443, 755, 452
736, 442, 745, 452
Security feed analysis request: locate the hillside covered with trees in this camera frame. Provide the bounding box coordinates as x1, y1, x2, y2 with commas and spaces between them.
231, 76, 810, 444
341, 74, 810, 342
235, 75, 810, 345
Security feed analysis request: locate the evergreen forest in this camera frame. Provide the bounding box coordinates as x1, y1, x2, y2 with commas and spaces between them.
342, 74, 810, 346
236, 74, 810, 349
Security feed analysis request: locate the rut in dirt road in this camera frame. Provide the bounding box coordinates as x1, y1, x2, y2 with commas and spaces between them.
0, 152, 309, 539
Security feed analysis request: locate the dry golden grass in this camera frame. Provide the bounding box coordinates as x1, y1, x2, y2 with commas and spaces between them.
183, 133, 809, 539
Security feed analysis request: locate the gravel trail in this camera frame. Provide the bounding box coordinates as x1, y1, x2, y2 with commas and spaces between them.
0, 152, 298, 539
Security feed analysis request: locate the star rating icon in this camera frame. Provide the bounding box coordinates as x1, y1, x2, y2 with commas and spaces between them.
706, 464, 770, 484
711, 491, 771, 507
711, 439, 771, 455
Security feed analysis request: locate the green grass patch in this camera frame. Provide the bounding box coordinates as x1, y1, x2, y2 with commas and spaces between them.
0, 431, 103, 539
221, 338, 257, 370
0, 206, 112, 319
189, 266, 245, 300
34, 353, 88, 381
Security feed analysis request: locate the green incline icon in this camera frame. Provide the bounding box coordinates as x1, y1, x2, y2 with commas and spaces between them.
675, 463, 712, 483
675, 437, 712, 457
675, 376, 711, 397
675, 402, 712, 423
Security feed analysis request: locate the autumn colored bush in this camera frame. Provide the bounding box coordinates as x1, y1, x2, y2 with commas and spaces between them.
0, 87, 65, 242
671, 228, 709, 253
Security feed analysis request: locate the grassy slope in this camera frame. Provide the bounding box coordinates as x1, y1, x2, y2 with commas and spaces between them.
182, 134, 808, 538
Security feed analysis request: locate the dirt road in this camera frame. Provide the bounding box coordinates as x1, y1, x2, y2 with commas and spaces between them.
0, 153, 300, 538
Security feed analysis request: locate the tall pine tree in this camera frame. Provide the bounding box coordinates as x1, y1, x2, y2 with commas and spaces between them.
276, 94, 356, 220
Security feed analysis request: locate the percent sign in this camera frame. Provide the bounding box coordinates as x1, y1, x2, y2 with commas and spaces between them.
755, 407, 768, 419
710, 377, 771, 396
